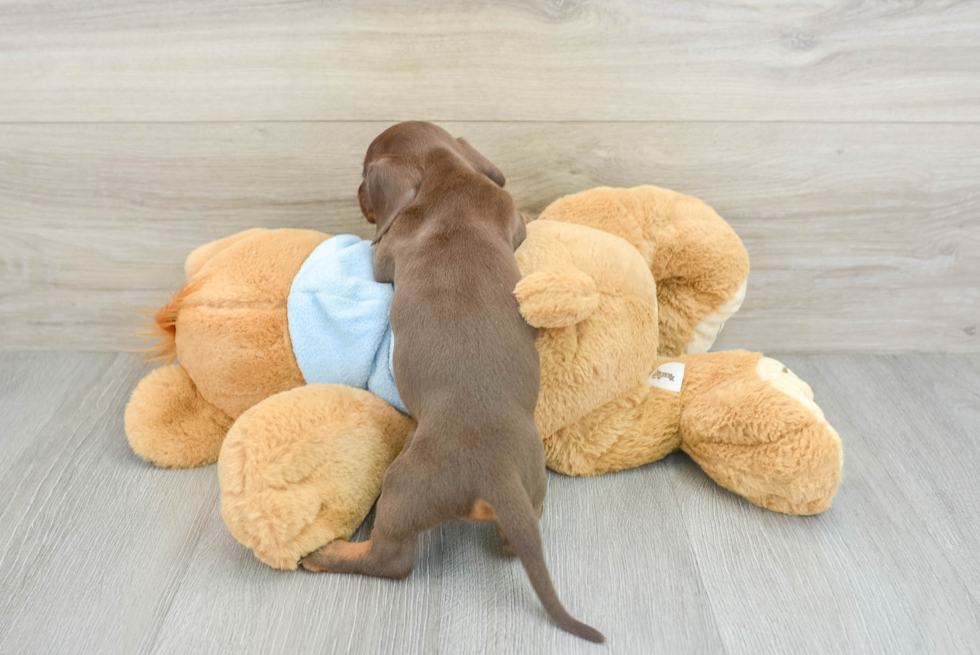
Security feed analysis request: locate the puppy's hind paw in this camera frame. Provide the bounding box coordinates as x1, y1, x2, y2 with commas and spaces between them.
299, 539, 371, 572
299, 549, 332, 572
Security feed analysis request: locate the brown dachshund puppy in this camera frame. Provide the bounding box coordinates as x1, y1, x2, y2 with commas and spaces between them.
300, 122, 603, 643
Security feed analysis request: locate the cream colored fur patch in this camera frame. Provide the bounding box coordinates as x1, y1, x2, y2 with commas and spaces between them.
684, 280, 747, 354
756, 357, 843, 467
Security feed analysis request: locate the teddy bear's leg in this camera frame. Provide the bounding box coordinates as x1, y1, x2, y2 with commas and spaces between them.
542, 381, 684, 477
678, 353, 843, 515
535, 186, 749, 357
658, 277, 747, 357
125, 363, 234, 468
218, 384, 414, 569
634, 187, 748, 356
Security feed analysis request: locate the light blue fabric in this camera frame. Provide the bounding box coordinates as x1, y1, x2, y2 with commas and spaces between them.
287, 234, 406, 413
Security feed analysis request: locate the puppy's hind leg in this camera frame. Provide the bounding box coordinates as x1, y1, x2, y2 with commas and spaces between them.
497, 524, 519, 558
301, 531, 418, 580
300, 460, 433, 580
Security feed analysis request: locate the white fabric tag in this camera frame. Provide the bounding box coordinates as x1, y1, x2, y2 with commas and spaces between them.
647, 362, 685, 393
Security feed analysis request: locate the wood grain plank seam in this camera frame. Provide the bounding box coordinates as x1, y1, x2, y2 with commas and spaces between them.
2, 119, 980, 126
798, 356, 980, 623
664, 461, 732, 655
885, 356, 980, 617
0, 357, 126, 575
139, 492, 222, 655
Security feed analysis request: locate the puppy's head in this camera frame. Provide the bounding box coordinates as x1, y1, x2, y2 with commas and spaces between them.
358, 122, 506, 236
453, 136, 506, 188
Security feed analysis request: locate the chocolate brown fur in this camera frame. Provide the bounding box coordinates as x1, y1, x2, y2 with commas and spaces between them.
300, 122, 603, 643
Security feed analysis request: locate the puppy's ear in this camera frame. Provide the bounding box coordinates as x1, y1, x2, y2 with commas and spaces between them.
360, 157, 420, 230
357, 180, 375, 223
456, 137, 506, 187
511, 210, 528, 250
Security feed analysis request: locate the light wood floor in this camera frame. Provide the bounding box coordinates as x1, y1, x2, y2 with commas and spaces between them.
1, 1, 978, 353
1, 352, 978, 654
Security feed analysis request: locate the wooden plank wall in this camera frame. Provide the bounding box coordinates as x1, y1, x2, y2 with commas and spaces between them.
1, 0, 977, 352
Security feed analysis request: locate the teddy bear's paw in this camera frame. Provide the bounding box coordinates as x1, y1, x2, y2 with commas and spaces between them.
683, 280, 747, 354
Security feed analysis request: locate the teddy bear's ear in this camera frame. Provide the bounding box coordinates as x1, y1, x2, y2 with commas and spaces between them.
514, 267, 600, 328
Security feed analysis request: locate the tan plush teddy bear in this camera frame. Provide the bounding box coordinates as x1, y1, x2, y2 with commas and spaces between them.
125, 186, 842, 569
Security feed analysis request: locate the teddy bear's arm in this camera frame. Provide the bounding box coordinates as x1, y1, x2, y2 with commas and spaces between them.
513, 267, 599, 328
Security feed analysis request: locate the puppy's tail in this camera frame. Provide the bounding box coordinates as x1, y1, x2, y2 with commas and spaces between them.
489, 488, 605, 643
